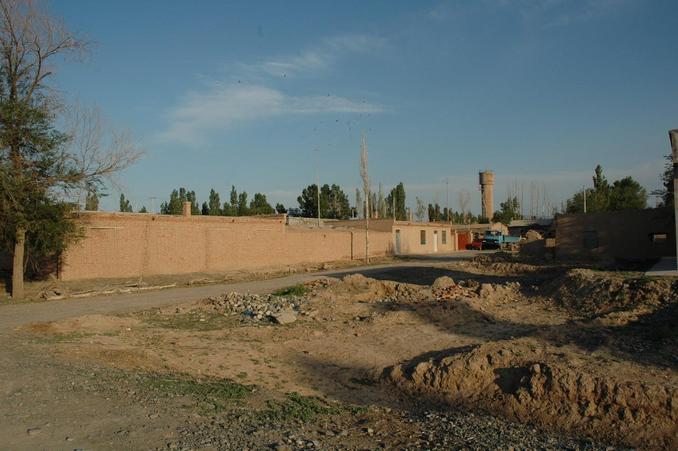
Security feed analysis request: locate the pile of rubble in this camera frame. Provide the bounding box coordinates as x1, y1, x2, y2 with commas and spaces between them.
302, 277, 339, 292
431, 276, 521, 302
200, 292, 308, 324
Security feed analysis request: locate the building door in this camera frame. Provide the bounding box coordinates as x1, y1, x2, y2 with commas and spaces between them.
433, 231, 438, 252
395, 229, 401, 254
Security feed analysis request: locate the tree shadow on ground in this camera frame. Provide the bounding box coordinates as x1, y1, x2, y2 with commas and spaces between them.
323, 265, 556, 287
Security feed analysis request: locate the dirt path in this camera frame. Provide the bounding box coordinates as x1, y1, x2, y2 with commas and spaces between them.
0, 253, 476, 331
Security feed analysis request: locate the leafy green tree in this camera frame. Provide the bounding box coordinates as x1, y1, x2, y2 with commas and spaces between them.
386, 182, 406, 220
275, 203, 286, 214
249, 193, 275, 215
298, 184, 320, 218
609, 177, 647, 210
566, 165, 646, 213
237, 191, 249, 215
326, 184, 350, 219
207, 188, 221, 215
230, 185, 238, 209
0, 7, 82, 298
221, 185, 238, 216
297, 184, 350, 219
119, 193, 133, 212
652, 154, 674, 208
201, 201, 209, 216
138, 206, 147, 213
427, 203, 442, 222
160, 187, 198, 215
0, 2, 140, 299
493, 196, 521, 224
85, 191, 99, 211
160, 189, 182, 214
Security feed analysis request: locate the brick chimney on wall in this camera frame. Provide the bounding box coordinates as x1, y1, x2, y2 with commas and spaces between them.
182, 201, 191, 217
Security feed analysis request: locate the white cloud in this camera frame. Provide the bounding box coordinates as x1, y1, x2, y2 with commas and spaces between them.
156, 83, 384, 145
241, 33, 387, 78
155, 33, 387, 145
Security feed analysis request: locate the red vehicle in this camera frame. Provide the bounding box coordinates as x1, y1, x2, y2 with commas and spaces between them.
466, 236, 483, 250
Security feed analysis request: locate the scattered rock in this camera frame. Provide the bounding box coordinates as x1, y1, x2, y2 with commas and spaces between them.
199, 292, 307, 324
26, 427, 41, 436
431, 276, 455, 291
272, 310, 297, 325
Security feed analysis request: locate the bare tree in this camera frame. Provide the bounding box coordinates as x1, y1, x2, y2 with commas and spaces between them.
65, 104, 143, 207
360, 131, 370, 263
458, 190, 470, 224
415, 197, 426, 222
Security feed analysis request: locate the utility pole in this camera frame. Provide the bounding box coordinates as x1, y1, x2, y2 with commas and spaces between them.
149, 196, 157, 214
313, 148, 320, 227
669, 129, 678, 270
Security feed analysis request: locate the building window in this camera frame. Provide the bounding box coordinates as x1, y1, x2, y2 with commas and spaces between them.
650, 233, 667, 243
442, 230, 447, 244
583, 230, 598, 250
420, 230, 426, 245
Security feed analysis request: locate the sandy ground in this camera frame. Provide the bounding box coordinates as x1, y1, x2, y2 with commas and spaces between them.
1, 255, 676, 450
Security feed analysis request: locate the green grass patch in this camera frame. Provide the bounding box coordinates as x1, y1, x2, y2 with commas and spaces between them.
261, 392, 340, 422
258, 392, 366, 423
136, 373, 252, 412
272, 284, 309, 297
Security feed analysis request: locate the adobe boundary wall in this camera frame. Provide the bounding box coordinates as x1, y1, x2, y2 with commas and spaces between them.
555, 208, 676, 261
59, 212, 393, 281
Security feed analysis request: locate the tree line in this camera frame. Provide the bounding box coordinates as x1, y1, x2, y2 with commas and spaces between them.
107, 182, 410, 221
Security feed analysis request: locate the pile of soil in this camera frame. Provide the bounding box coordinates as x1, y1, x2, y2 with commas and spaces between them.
457, 254, 545, 276
541, 269, 677, 316
382, 338, 678, 448
315, 274, 428, 303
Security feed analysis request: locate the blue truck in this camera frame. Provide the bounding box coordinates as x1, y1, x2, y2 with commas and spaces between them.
481, 230, 522, 250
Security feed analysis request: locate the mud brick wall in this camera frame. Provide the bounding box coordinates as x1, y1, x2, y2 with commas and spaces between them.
59, 212, 393, 281
555, 208, 676, 261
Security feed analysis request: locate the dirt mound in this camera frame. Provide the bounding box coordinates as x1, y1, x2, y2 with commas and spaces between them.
431, 277, 521, 303
459, 254, 545, 275
541, 269, 676, 316
318, 274, 427, 303
382, 339, 678, 448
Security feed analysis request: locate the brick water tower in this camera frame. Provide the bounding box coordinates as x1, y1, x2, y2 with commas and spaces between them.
479, 171, 495, 220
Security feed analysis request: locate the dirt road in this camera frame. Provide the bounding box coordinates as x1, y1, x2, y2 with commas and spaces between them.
0, 253, 476, 331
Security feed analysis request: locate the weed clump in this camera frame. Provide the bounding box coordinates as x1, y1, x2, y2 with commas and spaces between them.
272, 284, 309, 297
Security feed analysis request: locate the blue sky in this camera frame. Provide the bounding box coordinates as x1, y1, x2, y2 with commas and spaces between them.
51, 0, 678, 215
